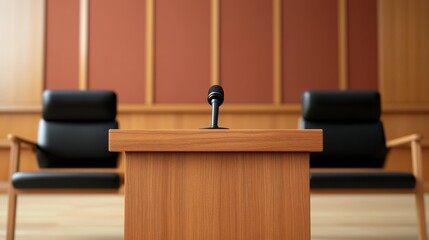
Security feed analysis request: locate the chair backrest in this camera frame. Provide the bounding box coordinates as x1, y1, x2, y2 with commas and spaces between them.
36, 90, 119, 168
301, 90, 388, 168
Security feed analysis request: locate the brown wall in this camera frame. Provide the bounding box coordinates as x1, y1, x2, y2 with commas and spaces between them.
45, 0, 79, 90
44, 0, 378, 103
282, 0, 339, 103
155, 0, 210, 103
220, 0, 273, 103
89, 0, 147, 103
347, 0, 378, 90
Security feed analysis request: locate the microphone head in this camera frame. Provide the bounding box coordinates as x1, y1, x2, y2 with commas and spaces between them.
207, 85, 224, 106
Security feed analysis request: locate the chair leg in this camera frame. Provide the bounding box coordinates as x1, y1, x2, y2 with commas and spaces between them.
6, 191, 17, 240
416, 190, 427, 240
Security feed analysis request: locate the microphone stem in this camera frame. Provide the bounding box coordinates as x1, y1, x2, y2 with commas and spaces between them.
211, 99, 219, 129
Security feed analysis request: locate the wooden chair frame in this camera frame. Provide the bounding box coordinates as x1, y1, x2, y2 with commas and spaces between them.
311, 134, 427, 240
6, 134, 123, 240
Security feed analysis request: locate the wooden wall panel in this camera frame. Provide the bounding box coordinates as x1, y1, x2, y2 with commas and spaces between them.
89, 0, 146, 103
379, 0, 429, 105
0, 151, 7, 183
347, 0, 378, 90
0, 114, 40, 140
382, 114, 429, 143
45, 0, 80, 90
154, 0, 210, 103
219, 0, 273, 103
0, 0, 44, 104
282, 0, 339, 103
1, 110, 429, 191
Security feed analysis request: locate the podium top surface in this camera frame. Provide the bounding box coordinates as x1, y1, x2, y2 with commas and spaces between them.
109, 129, 322, 152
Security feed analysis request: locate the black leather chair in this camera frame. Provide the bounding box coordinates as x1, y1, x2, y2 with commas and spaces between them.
301, 90, 427, 240
6, 90, 121, 240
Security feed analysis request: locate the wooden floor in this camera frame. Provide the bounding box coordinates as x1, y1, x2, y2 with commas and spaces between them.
0, 194, 427, 240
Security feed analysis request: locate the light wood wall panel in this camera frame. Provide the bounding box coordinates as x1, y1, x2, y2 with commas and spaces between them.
89, 0, 146, 103
219, 0, 273, 103
0, 0, 44, 104
382, 113, 429, 142
1, 109, 429, 191
378, 0, 429, 105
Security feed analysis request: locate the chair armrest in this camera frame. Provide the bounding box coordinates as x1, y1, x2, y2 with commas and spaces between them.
7, 134, 37, 151
386, 133, 425, 193
7, 134, 38, 180
386, 134, 422, 148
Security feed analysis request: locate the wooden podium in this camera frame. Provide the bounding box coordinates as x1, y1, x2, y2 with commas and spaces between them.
109, 129, 322, 240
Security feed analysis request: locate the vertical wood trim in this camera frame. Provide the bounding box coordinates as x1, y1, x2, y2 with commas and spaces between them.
146, 0, 155, 105
39, 0, 47, 94
377, 0, 392, 103
338, 0, 348, 90
211, 0, 220, 86
273, 0, 282, 104
377, 0, 384, 98
412, 140, 424, 187
377, 0, 394, 103
6, 139, 18, 240
42, 0, 47, 90
7, 141, 20, 240
79, 0, 89, 90
411, 140, 428, 240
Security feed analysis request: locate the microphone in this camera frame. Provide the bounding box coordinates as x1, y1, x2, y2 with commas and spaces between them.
207, 85, 224, 129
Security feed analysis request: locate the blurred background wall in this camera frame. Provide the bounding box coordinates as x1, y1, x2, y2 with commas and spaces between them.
0, 0, 428, 190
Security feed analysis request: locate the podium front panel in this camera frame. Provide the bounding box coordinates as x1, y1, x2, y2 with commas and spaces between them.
125, 152, 310, 240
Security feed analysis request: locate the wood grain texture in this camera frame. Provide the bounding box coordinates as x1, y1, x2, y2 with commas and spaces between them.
378, 0, 429, 105
109, 129, 323, 152
1, 110, 429, 188
0, 194, 428, 240
3, 103, 429, 114
338, 0, 348, 90
0, 0, 44, 104
125, 152, 310, 240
